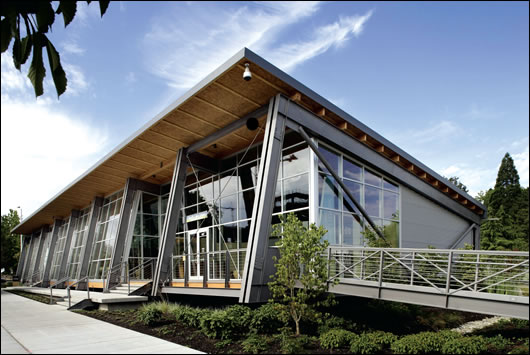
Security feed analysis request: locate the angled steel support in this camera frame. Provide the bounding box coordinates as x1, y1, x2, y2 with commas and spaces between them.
187, 105, 268, 154
77, 197, 104, 282
152, 148, 188, 296
16, 235, 30, 278
57, 210, 80, 280
240, 94, 285, 303
121, 190, 142, 265
41, 219, 62, 287
31, 227, 47, 281
296, 125, 387, 243
106, 178, 139, 291
21, 233, 37, 282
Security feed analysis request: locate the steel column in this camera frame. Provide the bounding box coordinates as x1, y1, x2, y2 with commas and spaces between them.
57, 210, 80, 281
41, 219, 62, 287
152, 148, 188, 296
77, 197, 104, 282
240, 94, 285, 303
106, 178, 139, 291
31, 227, 47, 282
15, 235, 29, 278
21, 233, 37, 282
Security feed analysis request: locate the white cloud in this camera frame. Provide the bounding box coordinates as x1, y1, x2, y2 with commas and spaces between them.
0, 53, 107, 218
513, 145, 529, 188
62, 40, 86, 55
440, 164, 497, 197
62, 63, 89, 96
143, 2, 373, 89
396, 120, 460, 145
125, 72, 137, 84
268, 11, 373, 71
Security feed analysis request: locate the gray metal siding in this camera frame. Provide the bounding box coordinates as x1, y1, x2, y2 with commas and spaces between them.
401, 186, 472, 249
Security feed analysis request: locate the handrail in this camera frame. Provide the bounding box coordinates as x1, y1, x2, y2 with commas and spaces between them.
26, 269, 41, 286
49, 276, 70, 304
66, 276, 90, 308
128, 258, 156, 294
104, 261, 127, 292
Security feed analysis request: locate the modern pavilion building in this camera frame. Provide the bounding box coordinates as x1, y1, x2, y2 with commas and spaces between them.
13, 48, 486, 303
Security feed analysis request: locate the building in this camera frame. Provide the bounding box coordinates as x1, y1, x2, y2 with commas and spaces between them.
13, 48, 486, 303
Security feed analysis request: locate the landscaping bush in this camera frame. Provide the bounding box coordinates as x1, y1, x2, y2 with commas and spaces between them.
317, 314, 355, 334
172, 304, 207, 329
484, 334, 513, 353
225, 304, 252, 334
200, 309, 234, 340
319, 328, 356, 350
350, 331, 398, 354
441, 335, 488, 354
276, 333, 311, 354
241, 333, 268, 354
137, 303, 163, 326
391, 330, 462, 354
250, 303, 284, 334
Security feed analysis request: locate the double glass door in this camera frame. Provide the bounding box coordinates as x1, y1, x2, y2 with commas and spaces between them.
188, 228, 209, 280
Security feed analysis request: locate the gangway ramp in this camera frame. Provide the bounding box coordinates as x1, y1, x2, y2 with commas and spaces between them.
326, 247, 529, 319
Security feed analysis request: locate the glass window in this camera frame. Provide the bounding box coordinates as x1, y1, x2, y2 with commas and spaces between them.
383, 179, 399, 192
319, 209, 341, 245
219, 170, 240, 196
365, 185, 380, 217
283, 173, 309, 211
344, 158, 362, 181
319, 173, 340, 210
283, 145, 309, 178
343, 179, 361, 214
383, 220, 399, 248
238, 191, 254, 221
365, 169, 382, 187
238, 220, 250, 249
343, 214, 363, 246
142, 193, 159, 214
318, 146, 339, 174
384, 191, 399, 219
220, 193, 237, 224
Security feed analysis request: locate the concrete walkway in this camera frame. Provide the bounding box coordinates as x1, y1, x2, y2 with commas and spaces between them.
1, 290, 203, 354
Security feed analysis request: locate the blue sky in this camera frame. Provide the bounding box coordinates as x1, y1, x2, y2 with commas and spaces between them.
1, 1, 528, 218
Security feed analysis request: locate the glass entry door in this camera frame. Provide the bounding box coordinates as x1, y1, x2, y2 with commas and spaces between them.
188, 228, 209, 280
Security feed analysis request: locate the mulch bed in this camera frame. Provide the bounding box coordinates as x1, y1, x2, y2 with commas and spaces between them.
5, 290, 62, 304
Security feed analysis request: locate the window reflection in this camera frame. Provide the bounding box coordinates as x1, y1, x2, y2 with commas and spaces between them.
319, 173, 340, 210
283, 173, 309, 211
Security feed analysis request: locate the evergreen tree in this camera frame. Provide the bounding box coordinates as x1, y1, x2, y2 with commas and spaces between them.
1, 209, 21, 274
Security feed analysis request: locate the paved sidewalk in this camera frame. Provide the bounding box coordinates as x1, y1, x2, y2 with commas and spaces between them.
1, 290, 203, 354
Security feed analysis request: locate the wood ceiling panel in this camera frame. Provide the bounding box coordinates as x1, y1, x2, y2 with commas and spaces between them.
196, 84, 258, 119
90, 170, 128, 183
141, 130, 185, 152
111, 153, 157, 171
130, 138, 174, 159
179, 99, 234, 128
217, 67, 279, 105
99, 163, 137, 177
120, 146, 165, 166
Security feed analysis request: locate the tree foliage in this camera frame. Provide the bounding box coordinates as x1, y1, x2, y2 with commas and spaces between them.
1, 209, 21, 274
268, 213, 337, 336
478, 153, 528, 251
447, 176, 469, 193
1, 1, 109, 98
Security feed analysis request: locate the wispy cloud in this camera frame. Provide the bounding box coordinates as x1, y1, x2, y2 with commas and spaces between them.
62, 40, 86, 55
513, 145, 529, 188
142, 2, 373, 89
396, 120, 460, 145
440, 164, 497, 196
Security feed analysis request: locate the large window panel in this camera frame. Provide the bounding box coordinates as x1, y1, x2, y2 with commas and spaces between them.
319, 173, 340, 210
318, 146, 339, 174
319, 209, 341, 245
283, 145, 309, 178
364, 185, 380, 217
283, 173, 309, 211
343, 179, 362, 214
384, 191, 399, 219
343, 213, 363, 246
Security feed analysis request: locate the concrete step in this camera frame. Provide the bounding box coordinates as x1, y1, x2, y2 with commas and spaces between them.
55, 300, 84, 308
109, 290, 130, 295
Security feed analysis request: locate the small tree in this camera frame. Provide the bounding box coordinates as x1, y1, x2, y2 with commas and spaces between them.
268, 213, 336, 336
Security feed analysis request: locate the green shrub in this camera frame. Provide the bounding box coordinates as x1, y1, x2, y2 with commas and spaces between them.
508, 319, 529, 329
172, 305, 207, 328
199, 309, 233, 340
485, 334, 513, 353
319, 328, 356, 350
350, 331, 398, 354
241, 333, 268, 354
317, 315, 355, 334
391, 330, 462, 354
225, 304, 252, 334
277, 333, 310, 354
250, 303, 284, 334
441, 336, 488, 354
137, 303, 163, 326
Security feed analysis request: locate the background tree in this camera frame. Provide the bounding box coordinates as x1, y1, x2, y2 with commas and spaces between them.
268, 213, 336, 336
1, 1, 109, 98
447, 176, 469, 193
478, 153, 528, 251
1, 209, 21, 274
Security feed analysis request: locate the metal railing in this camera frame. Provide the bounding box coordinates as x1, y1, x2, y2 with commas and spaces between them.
171, 249, 246, 288
24, 269, 41, 286
66, 276, 91, 308
127, 258, 156, 294
326, 247, 529, 297
49, 276, 70, 304
103, 261, 127, 292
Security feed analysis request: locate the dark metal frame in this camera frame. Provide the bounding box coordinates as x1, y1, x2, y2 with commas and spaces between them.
41, 219, 62, 287
77, 197, 104, 284
57, 210, 80, 281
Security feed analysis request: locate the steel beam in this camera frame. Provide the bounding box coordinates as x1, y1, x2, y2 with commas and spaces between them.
450, 223, 478, 249
188, 151, 220, 175
57, 210, 80, 281
240, 94, 285, 303
187, 105, 268, 154
21, 233, 37, 282
16, 235, 30, 278
31, 227, 47, 282
152, 148, 188, 296
279, 97, 482, 224
106, 178, 139, 291
77, 197, 104, 282
41, 219, 62, 287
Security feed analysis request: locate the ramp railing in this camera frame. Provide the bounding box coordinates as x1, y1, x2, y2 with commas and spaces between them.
327, 247, 529, 298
